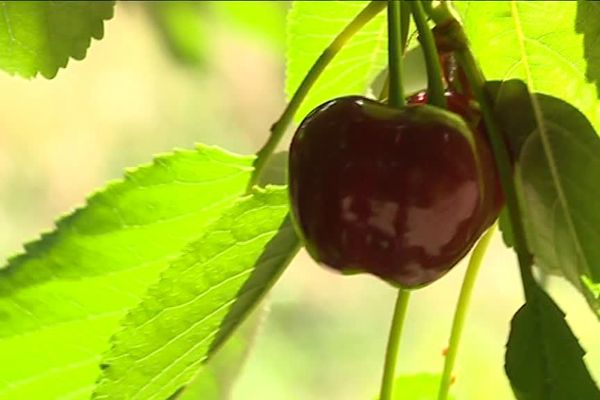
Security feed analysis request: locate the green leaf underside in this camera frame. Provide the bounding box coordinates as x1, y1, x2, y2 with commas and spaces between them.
487, 78, 600, 319
93, 187, 300, 400
0, 1, 115, 78
0, 145, 254, 399
457, 1, 600, 133
518, 94, 600, 318
286, 1, 387, 122
387, 373, 455, 400
505, 285, 600, 399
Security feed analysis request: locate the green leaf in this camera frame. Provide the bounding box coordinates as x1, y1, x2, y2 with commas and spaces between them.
374, 373, 454, 400
0, 1, 115, 78
517, 94, 600, 318
485, 79, 600, 318
175, 306, 267, 400
93, 187, 300, 400
286, 1, 387, 121
505, 285, 600, 399
486, 80, 536, 160
576, 1, 600, 96
0, 145, 254, 399
456, 1, 600, 132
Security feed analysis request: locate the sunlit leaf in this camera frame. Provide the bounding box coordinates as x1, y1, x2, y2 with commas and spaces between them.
0, 1, 114, 78
0, 145, 254, 399
575, 1, 600, 97
457, 1, 600, 132
93, 187, 300, 400
286, 1, 387, 121
175, 306, 267, 400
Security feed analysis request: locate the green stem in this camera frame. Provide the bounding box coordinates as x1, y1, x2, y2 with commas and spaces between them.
454, 48, 535, 298
410, 0, 446, 108
423, 0, 535, 298
248, 1, 386, 190
437, 224, 496, 400
379, 4, 410, 399
380, 289, 411, 400
400, 1, 411, 54
387, 0, 406, 108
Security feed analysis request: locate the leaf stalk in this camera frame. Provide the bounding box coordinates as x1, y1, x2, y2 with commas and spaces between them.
248, 1, 386, 190
410, 0, 446, 108
379, 288, 411, 400
437, 225, 496, 400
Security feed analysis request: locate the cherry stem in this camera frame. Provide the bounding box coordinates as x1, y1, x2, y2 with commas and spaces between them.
248, 1, 386, 190
379, 288, 411, 400
454, 50, 535, 296
437, 224, 496, 400
379, 4, 411, 400
424, 2, 536, 298
387, 0, 406, 108
410, 0, 446, 109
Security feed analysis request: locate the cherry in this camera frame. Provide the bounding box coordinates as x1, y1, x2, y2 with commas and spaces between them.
288, 96, 497, 288
408, 89, 504, 226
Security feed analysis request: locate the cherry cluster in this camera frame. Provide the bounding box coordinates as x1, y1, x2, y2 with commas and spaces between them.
288, 52, 503, 288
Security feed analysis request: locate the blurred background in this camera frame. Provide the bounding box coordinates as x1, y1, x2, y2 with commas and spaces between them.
0, 2, 597, 399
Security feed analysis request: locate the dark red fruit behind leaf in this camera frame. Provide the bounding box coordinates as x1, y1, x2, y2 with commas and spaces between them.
288, 96, 496, 288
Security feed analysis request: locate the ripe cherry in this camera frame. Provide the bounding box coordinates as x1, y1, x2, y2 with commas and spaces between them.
408, 89, 504, 226
288, 96, 496, 288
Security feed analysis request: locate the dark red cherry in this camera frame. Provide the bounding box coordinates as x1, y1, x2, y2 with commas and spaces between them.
288, 96, 494, 288
408, 89, 504, 227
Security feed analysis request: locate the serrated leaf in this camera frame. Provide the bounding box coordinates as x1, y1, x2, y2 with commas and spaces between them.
286, 1, 387, 122
456, 1, 600, 132
0, 145, 254, 399
375, 373, 455, 400
516, 94, 600, 318
485, 79, 600, 318
505, 285, 600, 399
0, 1, 115, 78
576, 1, 600, 96
93, 187, 300, 400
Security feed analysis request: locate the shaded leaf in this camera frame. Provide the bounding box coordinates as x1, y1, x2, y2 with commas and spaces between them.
486, 80, 536, 160
505, 285, 600, 399
485, 79, 600, 318
286, 1, 387, 121
517, 94, 600, 317
93, 187, 300, 400
0, 1, 114, 78
0, 145, 254, 399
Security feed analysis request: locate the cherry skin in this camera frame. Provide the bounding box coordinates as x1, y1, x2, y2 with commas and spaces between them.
288, 96, 495, 288
408, 89, 504, 227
